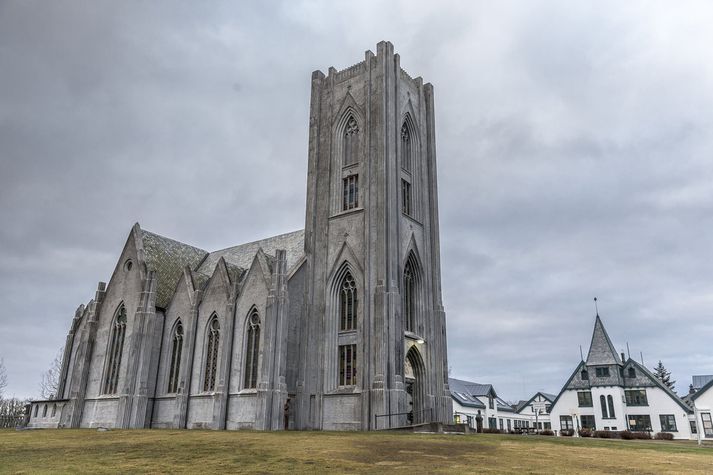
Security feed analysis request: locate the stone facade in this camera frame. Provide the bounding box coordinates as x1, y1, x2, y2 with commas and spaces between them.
28, 41, 452, 431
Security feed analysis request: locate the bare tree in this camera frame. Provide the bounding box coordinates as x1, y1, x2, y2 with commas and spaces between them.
39, 348, 64, 400
0, 358, 7, 401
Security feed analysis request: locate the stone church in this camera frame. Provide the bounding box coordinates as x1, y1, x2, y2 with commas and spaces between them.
28, 41, 452, 431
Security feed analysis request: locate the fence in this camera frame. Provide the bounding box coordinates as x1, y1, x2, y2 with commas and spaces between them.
374, 407, 433, 429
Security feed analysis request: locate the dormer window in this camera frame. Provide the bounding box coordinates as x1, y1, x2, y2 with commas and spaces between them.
595, 366, 610, 377
581, 369, 589, 380
628, 367, 636, 378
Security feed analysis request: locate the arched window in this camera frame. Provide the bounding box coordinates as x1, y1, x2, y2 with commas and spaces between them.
244, 310, 261, 389
340, 272, 357, 331
600, 395, 608, 418
607, 395, 615, 418
343, 116, 359, 166
42, 404, 47, 417
403, 260, 415, 333
401, 122, 411, 172
203, 316, 220, 392
103, 304, 127, 395
167, 320, 183, 394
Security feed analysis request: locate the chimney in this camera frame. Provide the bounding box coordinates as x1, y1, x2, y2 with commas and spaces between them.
621, 352, 626, 362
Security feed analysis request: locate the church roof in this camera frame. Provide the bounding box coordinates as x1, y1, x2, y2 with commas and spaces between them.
197, 230, 304, 276
585, 315, 621, 366
140, 229, 208, 308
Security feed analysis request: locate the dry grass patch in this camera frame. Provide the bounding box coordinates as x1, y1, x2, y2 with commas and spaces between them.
0, 429, 711, 474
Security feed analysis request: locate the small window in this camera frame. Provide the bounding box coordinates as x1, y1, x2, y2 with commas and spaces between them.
401, 179, 412, 216
42, 404, 47, 417
489, 396, 494, 409
560, 415, 574, 431
339, 272, 357, 332
338, 344, 357, 386
628, 367, 636, 378
600, 395, 609, 419
51, 404, 56, 418
33, 405, 38, 417
581, 369, 589, 380
499, 419, 504, 430
659, 414, 677, 432
607, 395, 616, 418
701, 413, 713, 437
595, 366, 610, 377
628, 414, 652, 431
342, 175, 359, 211
581, 415, 596, 429
690, 420, 697, 434
577, 391, 593, 407
625, 389, 648, 406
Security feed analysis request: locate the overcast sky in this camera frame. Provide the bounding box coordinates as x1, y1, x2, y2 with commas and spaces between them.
1, 1, 712, 402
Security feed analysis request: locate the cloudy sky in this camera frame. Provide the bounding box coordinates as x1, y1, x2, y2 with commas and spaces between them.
1, 0, 712, 402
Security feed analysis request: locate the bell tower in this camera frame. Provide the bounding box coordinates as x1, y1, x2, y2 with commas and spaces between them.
298, 41, 451, 430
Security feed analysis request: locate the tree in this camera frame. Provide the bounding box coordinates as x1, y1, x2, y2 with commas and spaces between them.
39, 347, 64, 400
0, 358, 7, 400
653, 360, 676, 392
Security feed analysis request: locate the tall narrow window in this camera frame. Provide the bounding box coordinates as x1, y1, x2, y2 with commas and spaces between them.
340, 272, 357, 331
401, 123, 411, 172
103, 304, 127, 395
403, 260, 415, 333
244, 310, 261, 389
701, 413, 713, 437
607, 395, 616, 418
338, 344, 357, 386
600, 395, 609, 418
343, 116, 359, 166
203, 316, 220, 392
401, 179, 412, 216
343, 175, 359, 210
167, 320, 183, 394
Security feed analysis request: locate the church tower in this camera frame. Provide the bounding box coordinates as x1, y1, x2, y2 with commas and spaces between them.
298, 41, 452, 430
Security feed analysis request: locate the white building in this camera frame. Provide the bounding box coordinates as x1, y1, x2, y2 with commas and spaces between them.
689, 376, 713, 440
514, 392, 555, 431
549, 315, 695, 439
450, 378, 533, 432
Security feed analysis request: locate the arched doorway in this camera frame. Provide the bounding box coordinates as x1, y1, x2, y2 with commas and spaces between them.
405, 346, 427, 425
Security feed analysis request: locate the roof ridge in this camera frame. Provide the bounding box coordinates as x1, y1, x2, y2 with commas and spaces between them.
208, 229, 304, 254
141, 228, 207, 254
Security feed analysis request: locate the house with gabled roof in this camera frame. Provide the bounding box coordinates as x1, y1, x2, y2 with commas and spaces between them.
548, 314, 695, 439
450, 378, 533, 432
689, 376, 713, 439
514, 391, 556, 431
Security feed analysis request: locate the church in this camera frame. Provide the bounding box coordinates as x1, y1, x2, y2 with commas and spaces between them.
27, 41, 453, 431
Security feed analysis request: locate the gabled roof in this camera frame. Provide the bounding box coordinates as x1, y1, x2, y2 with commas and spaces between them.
692, 375, 713, 391
448, 378, 494, 408
691, 375, 713, 402
549, 361, 587, 411
626, 359, 692, 413
140, 229, 208, 308
586, 315, 621, 366
514, 391, 556, 414
197, 229, 304, 276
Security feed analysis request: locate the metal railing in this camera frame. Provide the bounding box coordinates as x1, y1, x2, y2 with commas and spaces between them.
374, 407, 433, 429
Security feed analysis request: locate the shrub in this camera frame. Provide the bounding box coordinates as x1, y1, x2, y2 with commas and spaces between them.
619, 430, 635, 440
594, 430, 613, 438
540, 429, 554, 436
633, 431, 652, 440
481, 428, 502, 434
560, 429, 574, 437
578, 428, 592, 437
654, 432, 673, 440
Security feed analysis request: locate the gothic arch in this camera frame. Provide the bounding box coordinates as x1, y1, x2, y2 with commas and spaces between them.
102, 302, 127, 395
202, 313, 221, 392
402, 240, 425, 336
324, 259, 363, 392
242, 306, 261, 389
166, 318, 184, 394
405, 345, 428, 424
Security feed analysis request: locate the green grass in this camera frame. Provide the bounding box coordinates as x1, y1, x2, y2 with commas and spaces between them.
0, 429, 711, 474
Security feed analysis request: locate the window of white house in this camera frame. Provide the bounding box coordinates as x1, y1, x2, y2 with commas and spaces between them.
560, 415, 574, 431
595, 366, 610, 377
701, 413, 713, 437
581, 415, 596, 429
625, 389, 648, 406
628, 414, 652, 431
659, 414, 677, 432
577, 391, 593, 407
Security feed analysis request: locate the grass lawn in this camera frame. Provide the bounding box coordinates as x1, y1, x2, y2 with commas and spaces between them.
0, 429, 712, 474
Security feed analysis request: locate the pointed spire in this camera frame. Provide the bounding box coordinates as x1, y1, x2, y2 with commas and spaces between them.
585, 313, 621, 366
593, 297, 599, 317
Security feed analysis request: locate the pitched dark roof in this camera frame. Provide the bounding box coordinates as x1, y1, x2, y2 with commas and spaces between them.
586, 315, 621, 366
627, 359, 692, 413
197, 230, 304, 276
515, 391, 556, 414
448, 378, 490, 408
140, 229, 208, 308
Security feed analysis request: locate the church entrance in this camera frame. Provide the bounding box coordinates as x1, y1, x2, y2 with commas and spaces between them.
405, 346, 427, 425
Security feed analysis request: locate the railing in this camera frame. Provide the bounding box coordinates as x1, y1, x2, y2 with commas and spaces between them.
374, 407, 433, 429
